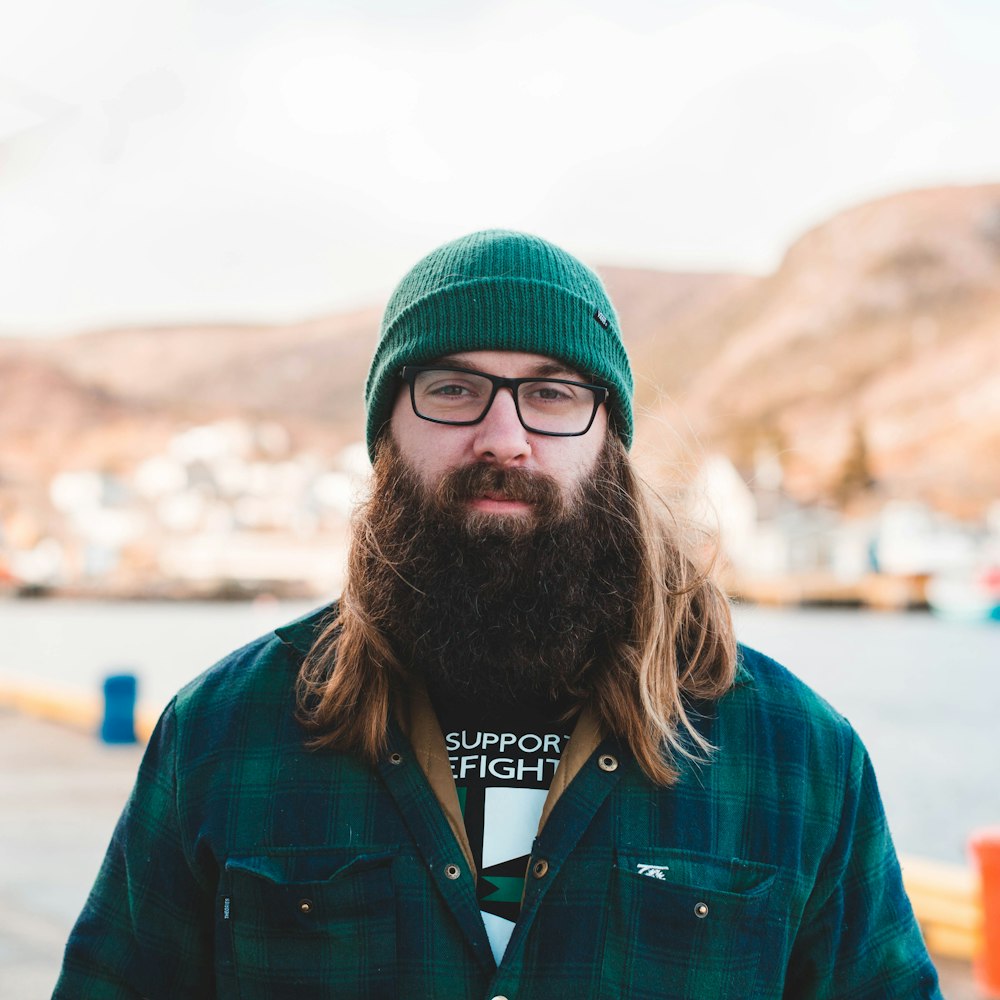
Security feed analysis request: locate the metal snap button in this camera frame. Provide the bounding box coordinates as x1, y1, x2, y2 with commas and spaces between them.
444, 863, 461, 880
298, 898, 313, 914
597, 753, 618, 772
694, 901, 709, 918
388, 752, 403, 765
531, 858, 549, 879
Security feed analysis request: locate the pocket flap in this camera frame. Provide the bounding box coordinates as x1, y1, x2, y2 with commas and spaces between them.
616, 847, 777, 903
223, 849, 397, 931
225, 849, 396, 886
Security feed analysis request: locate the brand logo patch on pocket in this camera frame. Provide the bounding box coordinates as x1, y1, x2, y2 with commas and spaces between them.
636, 863, 669, 880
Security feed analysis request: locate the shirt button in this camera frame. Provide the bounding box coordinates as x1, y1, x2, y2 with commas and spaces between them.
531, 858, 549, 879
444, 863, 462, 880
388, 752, 403, 765
298, 898, 313, 914
694, 901, 709, 918
597, 753, 618, 772
491, 996, 510, 1000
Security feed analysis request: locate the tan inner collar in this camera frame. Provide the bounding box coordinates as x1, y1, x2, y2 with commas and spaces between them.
400, 684, 604, 880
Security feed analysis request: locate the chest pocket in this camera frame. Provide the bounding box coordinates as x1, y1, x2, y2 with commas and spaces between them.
221, 850, 397, 1000
600, 848, 778, 1000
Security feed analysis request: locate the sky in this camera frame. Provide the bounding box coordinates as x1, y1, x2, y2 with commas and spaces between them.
2, 0, 999, 336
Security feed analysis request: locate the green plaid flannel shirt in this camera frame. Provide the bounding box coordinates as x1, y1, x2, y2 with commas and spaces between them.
55, 607, 941, 999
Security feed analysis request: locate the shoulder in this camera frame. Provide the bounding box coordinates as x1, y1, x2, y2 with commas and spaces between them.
712, 643, 864, 791
729, 643, 853, 733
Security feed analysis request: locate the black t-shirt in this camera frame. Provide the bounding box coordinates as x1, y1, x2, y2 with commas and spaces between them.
430, 690, 577, 964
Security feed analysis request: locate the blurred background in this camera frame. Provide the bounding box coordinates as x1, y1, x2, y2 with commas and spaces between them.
1, 0, 999, 995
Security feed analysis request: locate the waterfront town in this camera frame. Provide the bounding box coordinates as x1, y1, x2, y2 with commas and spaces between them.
2, 414, 997, 620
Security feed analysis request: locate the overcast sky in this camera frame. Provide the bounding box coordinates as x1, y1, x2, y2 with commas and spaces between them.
2, 0, 999, 335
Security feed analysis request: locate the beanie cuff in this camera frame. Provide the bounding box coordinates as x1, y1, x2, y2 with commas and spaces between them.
365, 231, 634, 457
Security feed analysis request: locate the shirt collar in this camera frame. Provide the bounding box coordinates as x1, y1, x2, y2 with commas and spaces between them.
274, 603, 339, 656
733, 646, 755, 688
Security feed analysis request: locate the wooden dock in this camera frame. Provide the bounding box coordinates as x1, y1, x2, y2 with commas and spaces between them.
901, 854, 982, 960
727, 571, 930, 610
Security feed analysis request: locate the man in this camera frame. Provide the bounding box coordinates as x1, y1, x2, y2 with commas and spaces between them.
56, 230, 941, 998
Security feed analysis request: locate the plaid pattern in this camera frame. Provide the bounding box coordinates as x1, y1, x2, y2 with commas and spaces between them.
55, 608, 941, 999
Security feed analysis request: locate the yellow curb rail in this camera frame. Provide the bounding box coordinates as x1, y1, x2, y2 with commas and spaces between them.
900, 854, 982, 960
0, 680, 158, 743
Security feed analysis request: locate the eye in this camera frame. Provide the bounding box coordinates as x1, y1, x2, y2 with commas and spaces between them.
414, 371, 490, 403
429, 381, 473, 397
422, 377, 481, 396
521, 381, 579, 403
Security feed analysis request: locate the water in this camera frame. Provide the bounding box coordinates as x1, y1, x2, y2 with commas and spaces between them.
1, 598, 997, 864
0, 597, 321, 713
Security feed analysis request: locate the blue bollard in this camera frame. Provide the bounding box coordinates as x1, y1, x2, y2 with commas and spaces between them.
100, 673, 137, 744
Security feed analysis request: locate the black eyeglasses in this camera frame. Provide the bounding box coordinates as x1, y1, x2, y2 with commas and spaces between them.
400, 365, 609, 436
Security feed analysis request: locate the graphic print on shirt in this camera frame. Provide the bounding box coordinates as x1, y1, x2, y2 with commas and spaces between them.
441, 719, 573, 964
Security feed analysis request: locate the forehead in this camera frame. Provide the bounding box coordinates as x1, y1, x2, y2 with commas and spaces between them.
432, 350, 584, 379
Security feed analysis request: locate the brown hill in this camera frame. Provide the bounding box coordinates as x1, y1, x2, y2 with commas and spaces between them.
2, 183, 998, 518
597, 267, 759, 399
6, 274, 745, 466
28, 307, 384, 431
0, 354, 179, 546
654, 184, 1000, 515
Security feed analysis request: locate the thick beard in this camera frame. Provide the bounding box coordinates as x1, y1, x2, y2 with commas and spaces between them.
354, 436, 641, 708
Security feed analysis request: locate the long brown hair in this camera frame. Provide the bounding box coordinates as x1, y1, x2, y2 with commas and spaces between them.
296, 435, 737, 786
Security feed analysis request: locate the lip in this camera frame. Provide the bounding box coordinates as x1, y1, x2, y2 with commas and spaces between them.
468, 497, 533, 514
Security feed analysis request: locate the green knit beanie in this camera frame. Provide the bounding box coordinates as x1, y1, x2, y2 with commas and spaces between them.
365, 229, 633, 459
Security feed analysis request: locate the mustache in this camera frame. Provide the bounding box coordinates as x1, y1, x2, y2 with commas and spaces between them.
432, 463, 564, 516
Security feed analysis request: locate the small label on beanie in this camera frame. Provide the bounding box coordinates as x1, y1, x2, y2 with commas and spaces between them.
593, 309, 610, 330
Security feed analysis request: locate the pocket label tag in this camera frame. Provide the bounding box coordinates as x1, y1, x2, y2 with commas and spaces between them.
636, 863, 669, 880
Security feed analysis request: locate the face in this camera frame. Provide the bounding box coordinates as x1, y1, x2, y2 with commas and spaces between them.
389, 350, 609, 518
364, 407, 639, 707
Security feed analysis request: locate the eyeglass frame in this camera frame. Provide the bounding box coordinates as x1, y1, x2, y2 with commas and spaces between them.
399, 364, 610, 437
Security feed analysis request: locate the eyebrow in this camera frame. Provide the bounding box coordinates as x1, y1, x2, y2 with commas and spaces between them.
436, 355, 584, 380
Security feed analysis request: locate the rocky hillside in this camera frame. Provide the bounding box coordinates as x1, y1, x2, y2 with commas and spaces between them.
2, 183, 998, 518
652, 184, 1000, 516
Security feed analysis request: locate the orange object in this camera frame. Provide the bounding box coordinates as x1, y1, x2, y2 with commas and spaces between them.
970, 828, 1000, 997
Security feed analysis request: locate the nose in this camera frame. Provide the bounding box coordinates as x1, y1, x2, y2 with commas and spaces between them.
472, 388, 531, 466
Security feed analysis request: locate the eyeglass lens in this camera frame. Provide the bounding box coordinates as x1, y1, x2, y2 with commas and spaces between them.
411, 369, 597, 433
